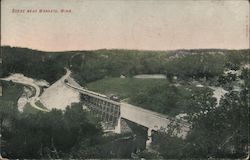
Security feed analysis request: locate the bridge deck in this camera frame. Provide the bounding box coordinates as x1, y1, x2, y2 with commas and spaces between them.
65, 80, 190, 138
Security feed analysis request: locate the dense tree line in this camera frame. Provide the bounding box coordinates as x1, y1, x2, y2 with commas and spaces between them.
136, 69, 249, 159
2, 46, 249, 84
1, 46, 70, 83
0, 102, 148, 159
1, 103, 102, 158
129, 83, 215, 116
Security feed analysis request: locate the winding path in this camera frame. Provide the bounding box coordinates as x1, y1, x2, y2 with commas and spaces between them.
1, 75, 49, 112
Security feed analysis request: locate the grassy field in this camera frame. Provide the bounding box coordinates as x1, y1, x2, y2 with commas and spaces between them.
86, 77, 169, 99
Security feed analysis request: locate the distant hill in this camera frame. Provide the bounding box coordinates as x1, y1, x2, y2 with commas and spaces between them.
1, 46, 249, 85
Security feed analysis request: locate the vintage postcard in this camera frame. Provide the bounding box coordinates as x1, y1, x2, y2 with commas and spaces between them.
0, 0, 249, 159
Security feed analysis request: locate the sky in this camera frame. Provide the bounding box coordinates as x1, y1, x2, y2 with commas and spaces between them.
1, 0, 249, 51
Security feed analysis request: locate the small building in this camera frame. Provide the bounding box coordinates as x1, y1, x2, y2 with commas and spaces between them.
120, 75, 126, 78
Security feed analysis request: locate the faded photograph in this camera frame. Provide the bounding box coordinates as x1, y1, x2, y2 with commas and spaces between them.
0, 0, 249, 159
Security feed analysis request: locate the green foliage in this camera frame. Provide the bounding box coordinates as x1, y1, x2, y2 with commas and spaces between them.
226, 50, 249, 65
152, 132, 186, 158
2, 46, 249, 84
0, 82, 22, 125
165, 53, 226, 79
23, 103, 40, 114
0, 82, 23, 106
1, 46, 249, 159
144, 70, 248, 159
184, 91, 248, 158
2, 46, 69, 83
131, 83, 215, 116
240, 68, 250, 88
133, 149, 163, 159
3, 103, 103, 159
0, 82, 22, 157
183, 72, 248, 158
71, 133, 139, 159
148, 90, 247, 159
71, 120, 148, 159
2, 103, 149, 159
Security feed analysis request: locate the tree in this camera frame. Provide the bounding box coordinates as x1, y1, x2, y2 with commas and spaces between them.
3, 103, 103, 159
183, 69, 249, 158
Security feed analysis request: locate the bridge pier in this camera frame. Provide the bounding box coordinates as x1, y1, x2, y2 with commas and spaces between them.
146, 128, 152, 149
114, 116, 121, 134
